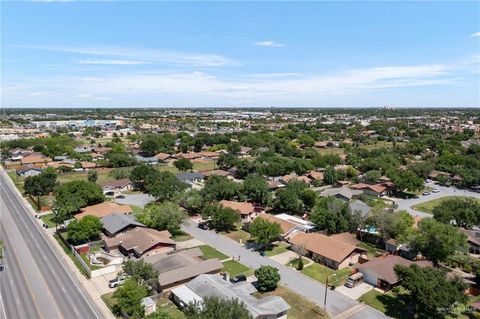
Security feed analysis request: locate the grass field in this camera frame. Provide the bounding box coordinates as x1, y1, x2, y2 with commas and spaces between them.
254, 286, 329, 319
222, 229, 251, 243
53, 234, 90, 278
41, 214, 57, 228
264, 242, 290, 257
316, 148, 345, 156
157, 298, 186, 319
101, 292, 117, 310
197, 245, 229, 261
412, 196, 480, 213
358, 290, 408, 319
221, 260, 253, 277
301, 263, 351, 287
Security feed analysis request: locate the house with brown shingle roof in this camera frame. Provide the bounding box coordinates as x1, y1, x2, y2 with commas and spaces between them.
75, 202, 132, 220
104, 227, 176, 258
289, 232, 366, 270
219, 200, 256, 223
20, 152, 51, 166
280, 174, 311, 185
154, 152, 172, 162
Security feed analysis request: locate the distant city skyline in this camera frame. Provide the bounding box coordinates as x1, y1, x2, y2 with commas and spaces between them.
1, 1, 479, 108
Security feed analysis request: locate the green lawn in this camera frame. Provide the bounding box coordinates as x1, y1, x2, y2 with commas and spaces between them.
316, 148, 345, 156
255, 286, 329, 319
222, 229, 251, 243
412, 196, 480, 213
53, 234, 90, 278
101, 292, 117, 310
222, 260, 253, 277
197, 245, 229, 261
172, 231, 193, 242
41, 214, 57, 228
7, 171, 25, 193
301, 263, 351, 287
358, 290, 409, 319
265, 242, 290, 257
157, 298, 186, 319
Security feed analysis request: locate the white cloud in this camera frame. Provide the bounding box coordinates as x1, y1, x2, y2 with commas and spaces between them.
470, 32, 480, 37
254, 41, 285, 48
17, 45, 236, 67
75, 60, 149, 65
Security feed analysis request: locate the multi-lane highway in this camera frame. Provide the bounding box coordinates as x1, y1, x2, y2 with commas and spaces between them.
0, 168, 101, 319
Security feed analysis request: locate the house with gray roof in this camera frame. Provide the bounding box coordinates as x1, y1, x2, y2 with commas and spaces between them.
171, 274, 290, 319
101, 213, 145, 237
176, 172, 205, 185
348, 200, 372, 218
320, 186, 362, 202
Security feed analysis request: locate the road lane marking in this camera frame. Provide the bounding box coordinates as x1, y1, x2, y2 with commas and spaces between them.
16, 298, 19, 305
0, 281, 7, 319
0, 175, 101, 319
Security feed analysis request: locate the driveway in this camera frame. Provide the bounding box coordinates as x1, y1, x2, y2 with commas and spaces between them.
114, 193, 155, 207
181, 221, 386, 319
336, 283, 374, 300
396, 183, 480, 218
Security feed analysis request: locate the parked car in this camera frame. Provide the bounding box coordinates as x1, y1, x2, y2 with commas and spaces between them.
108, 276, 126, 288
198, 222, 209, 230
230, 274, 247, 284
345, 273, 364, 288
432, 188, 440, 193
422, 192, 431, 196
425, 179, 433, 183
115, 194, 125, 199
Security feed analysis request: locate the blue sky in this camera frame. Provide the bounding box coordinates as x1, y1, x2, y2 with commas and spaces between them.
1, 1, 479, 108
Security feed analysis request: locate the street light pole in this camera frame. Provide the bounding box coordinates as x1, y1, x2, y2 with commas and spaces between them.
324, 273, 337, 314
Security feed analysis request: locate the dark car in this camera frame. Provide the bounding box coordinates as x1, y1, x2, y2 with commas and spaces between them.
230, 274, 246, 284
198, 222, 209, 230
115, 194, 125, 199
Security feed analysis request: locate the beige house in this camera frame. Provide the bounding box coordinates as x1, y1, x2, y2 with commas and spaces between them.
219, 200, 256, 223
290, 232, 366, 270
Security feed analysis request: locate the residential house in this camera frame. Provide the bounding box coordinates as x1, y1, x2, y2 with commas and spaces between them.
356, 255, 432, 290
461, 228, 480, 254
319, 187, 362, 202
135, 155, 159, 164
73, 146, 93, 154
176, 172, 205, 185
100, 179, 133, 193
306, 171, 324, 183
428, 170, 450, 181
202, 169, 231, 179
280, 174, 311, 185
101, 213, 145, 237
256, 213, 316, 240
290, 232, 366, 270
104, 227, 176, 258
350, 183, 391, 197
75, 202, 133, 220
16, 166, 43, 177
267, 180, 286, 190
171, 274, 290, 319
348, 200, 372, 218
144, 248, 223, 291
219, 200, 256, 223
239, 146, 253, 156
20, 152, 51, 166
154, 152, 172, 163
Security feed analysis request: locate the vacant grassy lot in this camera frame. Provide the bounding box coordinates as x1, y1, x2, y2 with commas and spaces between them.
222, 228, 251, 243
197, 245, 228, 261
301, 263, 351, 287
358, 289, 408, 319
254, 286, 329, 319
412, 196, 480, 213
222, 260, 253, 277
265, 242, 290, 257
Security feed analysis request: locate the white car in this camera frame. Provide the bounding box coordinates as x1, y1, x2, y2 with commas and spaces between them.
108, 276, 126, 288
432, 188, 440, 193
425, 179, 433, 183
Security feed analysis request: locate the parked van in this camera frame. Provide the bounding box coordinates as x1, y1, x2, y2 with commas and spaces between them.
345, 273, 363, 288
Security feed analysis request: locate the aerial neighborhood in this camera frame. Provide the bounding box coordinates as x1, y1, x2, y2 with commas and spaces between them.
1, 107, 480, 319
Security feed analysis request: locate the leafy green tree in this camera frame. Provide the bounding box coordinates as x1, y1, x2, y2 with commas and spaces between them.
130, 164, 156, 191
409, 161, 435, 179
174, 158, 193, 172
54, 180, 104, 217
201, 203, 240, 232
394, 264, 467, 318
415, 218, 467, 265
389, 170, 424, 193
273, 180, 308, 214
297, 134, 315, 147
140, 136, 161, 157
323, 165, 337, 185
137, 202, 187, 234
145, 310, 174, 319
66, 216, 103, 245
310, 197, 354, 234
145, 171, 187, 202
249, 217, 282, 246
122, 259, 159, 285
176, 189, 205, 215
364, 170, 381, 183
227, 142, 241, 155
216, 153, 238, 170
433, 197, 480, 228
112, 278, 148, 318
24, 168, 57, 196
243, 174, 271, 206
184, 296, 252, 319
202, 175, 241, 201
255, 265, 280, 292
87, 169, 98, 183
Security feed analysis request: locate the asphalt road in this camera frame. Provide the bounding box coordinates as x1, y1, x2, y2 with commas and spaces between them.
396, 183, 480, 218
182, 221, 387, 319
0, 169, 101, 319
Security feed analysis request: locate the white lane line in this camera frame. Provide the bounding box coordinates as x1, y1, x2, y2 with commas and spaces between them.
73, 306, 79, 315
16, 298, 19, 305
61, 286, 66, 293
0, 282, 7, 319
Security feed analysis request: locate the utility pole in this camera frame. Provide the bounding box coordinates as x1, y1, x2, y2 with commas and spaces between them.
324, 273, 337, 314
